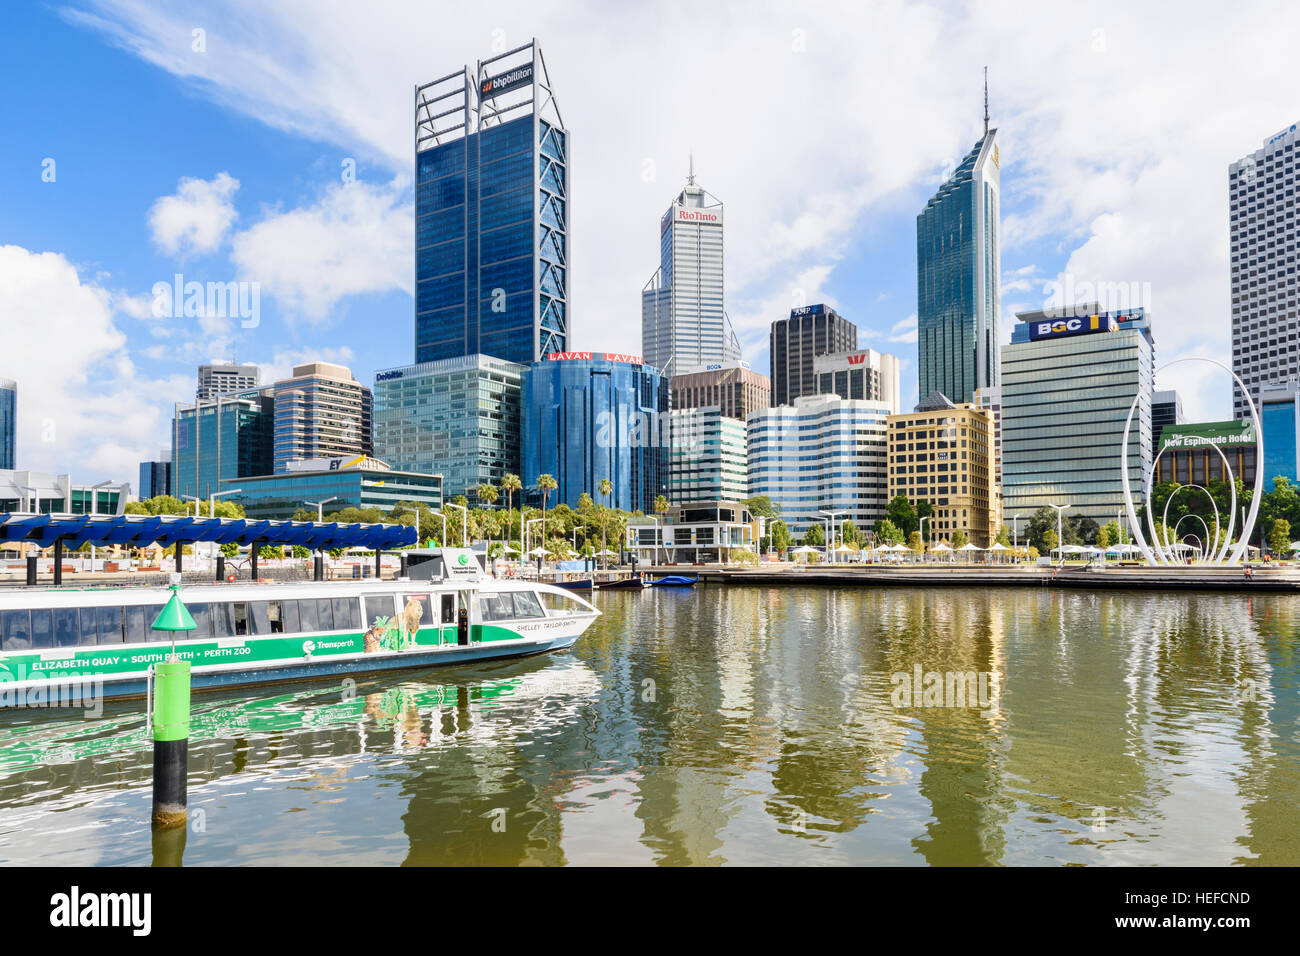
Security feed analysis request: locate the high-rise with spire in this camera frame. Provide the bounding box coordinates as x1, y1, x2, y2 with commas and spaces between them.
641, 159, 742, 375
916, 72, 1001, 405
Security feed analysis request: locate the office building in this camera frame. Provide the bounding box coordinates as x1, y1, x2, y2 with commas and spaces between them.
1154, 420, 1258, 487
1001, 306, 1154, 528
746, 394, 890, 537
917, 119, 1000, 405
974, 384, 1003, 530
414, 39, 568, 365
670, 364, 770, 419
769, 304, 858, 406
522, 352, 667, 513
138, 453, 171, 499
373, 354, 523, 502
0, 379, 14, 471
0, 471, 129, 515
887, 397, 996, 547
627, 502, 755, 564
813, 348, 902, 414
172, 389, 275, 501
1260, 381, 1299, 483
1229, 122, 1300, 419
1151, 389, 1184, 460
668, 406, 748, 503
641, 163, 741, 375
226, 455, 442, 520
272, 362, 372, 472
196, 363, 261, 401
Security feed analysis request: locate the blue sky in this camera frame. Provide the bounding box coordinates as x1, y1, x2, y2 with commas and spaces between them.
4, 0, 1299, 484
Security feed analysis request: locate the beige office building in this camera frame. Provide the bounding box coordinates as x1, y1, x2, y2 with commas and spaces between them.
887, 394, 996, 547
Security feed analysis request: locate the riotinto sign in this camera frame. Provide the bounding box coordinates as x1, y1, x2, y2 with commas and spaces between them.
1029, 313, 1117, 341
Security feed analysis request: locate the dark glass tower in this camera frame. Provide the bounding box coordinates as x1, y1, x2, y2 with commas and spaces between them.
414, 39, 568, 366
917, 128, 1000, 405
0, 379, 14, 470
768, 304, 857, 406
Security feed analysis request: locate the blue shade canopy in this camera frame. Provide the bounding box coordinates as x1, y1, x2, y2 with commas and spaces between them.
0, 514, 417, 551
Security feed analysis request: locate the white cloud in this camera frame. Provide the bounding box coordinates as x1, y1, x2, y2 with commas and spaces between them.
0, 245, 193, 481
66, 0, 1300, 421
148, 172, 240, 256
228, 179, 412, 322
888, 314, 918, 344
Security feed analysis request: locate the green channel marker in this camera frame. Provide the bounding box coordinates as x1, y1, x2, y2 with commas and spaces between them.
151, 659, 191, 829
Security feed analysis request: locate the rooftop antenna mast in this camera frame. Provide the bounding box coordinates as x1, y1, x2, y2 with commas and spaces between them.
687, 152, 695, 186
983, 66, 989, 136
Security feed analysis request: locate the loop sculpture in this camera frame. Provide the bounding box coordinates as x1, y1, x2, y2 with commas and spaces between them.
1121, 358, 1262, 566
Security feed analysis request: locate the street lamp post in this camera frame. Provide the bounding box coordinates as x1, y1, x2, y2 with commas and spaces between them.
305, 496, 338, 524
444, 502, 468, 548
919, 516, 929, 563
818, 509, 843, 564
430, 510, 448, 547
1048, 503, 1070, 564
1013, 513, 1022, 560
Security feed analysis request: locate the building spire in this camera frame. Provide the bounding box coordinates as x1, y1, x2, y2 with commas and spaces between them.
687, 152, 695, 186
983, 66, 989, 136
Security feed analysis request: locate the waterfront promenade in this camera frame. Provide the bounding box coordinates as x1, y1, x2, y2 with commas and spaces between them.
702, 564, 1300, 593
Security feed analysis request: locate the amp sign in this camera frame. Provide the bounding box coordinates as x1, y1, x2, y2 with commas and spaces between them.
1029, 313, 1117, 341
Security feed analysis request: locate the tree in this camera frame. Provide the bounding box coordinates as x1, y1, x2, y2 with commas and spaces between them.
219, 542, 240, 558
803, 523, 825, 546
598, 477, 613, 567
654, 495, 670, 516
1042, 528, 1059, 554
501, 473, 522, 547
907, 530, 922, 553
994, 526, 1011, 547
765, 518, 793, 552
537, 474, 558, 555
1269, 518, 1292, 557
875, 519, 904, 546
1096, 523, 1113, 549
841, 519, 860, 547
740, 495, 780, 519
885, 495, 918, 536
952, 529, 968, 550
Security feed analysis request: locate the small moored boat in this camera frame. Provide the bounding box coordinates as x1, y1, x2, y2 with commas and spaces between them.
647, 574, 698, 587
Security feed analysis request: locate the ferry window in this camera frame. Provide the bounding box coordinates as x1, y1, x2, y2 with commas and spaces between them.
364, 595, 396, 626
280, 600, 299, 634
249, 602, 271, 635
96, 606, 124, 645
440, 594, 455, 624
509, 591, 544, 619
29, 610, 52, 649
401, 594, 432, 626
210, 603, 235, 639
332, 598, 359, 630
1, 611, 31, 651
479, 593, 512, 622
316, 598, 335, 631
231, 603, 250, 636
53, 608, 79, 647
187, 603, 214, 641
298, 599, 318, 631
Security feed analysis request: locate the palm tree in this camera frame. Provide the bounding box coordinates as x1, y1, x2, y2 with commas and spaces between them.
598, 478, 613, 571
653, 495, 670, 564
501, 473, 522, 553
477, 482, 499, 557
537, 474, 558, 559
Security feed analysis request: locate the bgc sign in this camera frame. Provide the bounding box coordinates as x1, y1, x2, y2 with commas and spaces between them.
1029, 313, 1118, 342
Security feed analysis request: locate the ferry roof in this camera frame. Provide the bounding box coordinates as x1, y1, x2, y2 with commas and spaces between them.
0, 513, 418, 551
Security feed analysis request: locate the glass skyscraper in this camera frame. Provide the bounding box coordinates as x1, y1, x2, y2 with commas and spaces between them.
1259, 382, 1299, 484
1000, 307, 1154, 528
642, 165, 740, 375
769, 304, 858, 407
372, 354, 523, 503
917, 128, 1001, 404
172, 390, 274, 501
522, 355, 667, 514
414, 39, 568, 366
0, 379, 15, 471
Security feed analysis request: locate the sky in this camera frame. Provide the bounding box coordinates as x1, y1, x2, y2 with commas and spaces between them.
3, 0, 1300, 485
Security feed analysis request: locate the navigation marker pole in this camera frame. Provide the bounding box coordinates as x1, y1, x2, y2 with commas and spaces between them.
150, 577, 196, 830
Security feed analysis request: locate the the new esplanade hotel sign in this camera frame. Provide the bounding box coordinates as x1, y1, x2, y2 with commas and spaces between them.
1160, 421, 1256, 452
1028, 308, 1143, 341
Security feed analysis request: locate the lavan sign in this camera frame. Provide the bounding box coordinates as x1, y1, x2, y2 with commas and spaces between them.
1028, 313, 1117, 341
546, 352, 644, 365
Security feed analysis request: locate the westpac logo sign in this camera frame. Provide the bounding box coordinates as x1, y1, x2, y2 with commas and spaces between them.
1029, 313, 1116, 341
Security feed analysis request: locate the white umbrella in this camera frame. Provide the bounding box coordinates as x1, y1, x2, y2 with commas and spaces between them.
835, 543, 857, 553
525, 546, 548, 557
930, 542, 953, 552
790, 545, 819, 554
987, 543, 1009, 551
596, 549, 617, 556
956, 542, 982, 551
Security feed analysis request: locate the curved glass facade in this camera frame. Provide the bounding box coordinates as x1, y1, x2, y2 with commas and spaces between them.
522, 358, 667, 513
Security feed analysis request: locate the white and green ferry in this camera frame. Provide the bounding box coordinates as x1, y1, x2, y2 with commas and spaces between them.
0, 550, 599, 705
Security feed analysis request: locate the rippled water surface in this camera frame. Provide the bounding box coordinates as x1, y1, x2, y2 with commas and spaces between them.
1, 586, 1297, 865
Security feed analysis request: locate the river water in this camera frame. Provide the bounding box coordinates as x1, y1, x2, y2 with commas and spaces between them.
0, 586, 1296, 865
